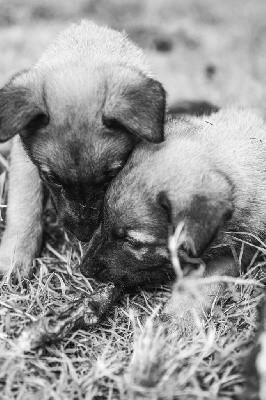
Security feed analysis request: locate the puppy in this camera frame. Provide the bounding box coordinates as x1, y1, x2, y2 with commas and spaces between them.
81, 108, 266, 294
0, 20, 165, 278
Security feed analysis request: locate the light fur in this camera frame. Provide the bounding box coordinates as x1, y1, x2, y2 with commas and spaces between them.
81, 108, 266, 322
113, 108, 266, 241
0, 137, 43, 277
0, 20, 162, 278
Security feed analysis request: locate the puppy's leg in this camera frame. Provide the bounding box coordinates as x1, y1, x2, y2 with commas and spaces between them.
0, 136, 43, 278
162, 257, 239, 335
197, 256, 239, 308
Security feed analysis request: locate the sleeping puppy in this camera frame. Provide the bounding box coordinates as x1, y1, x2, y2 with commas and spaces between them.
81, 108, 266, 294
0, 20, 165, 278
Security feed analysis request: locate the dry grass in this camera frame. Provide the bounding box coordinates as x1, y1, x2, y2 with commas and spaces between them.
0, 1, 265, 399
0, 201, 264, 399
0, 160, 265, 400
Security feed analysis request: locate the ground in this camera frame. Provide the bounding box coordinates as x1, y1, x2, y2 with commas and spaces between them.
0, 1, 265, 399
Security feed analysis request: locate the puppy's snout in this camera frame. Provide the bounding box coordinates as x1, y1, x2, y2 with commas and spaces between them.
75, 203, 103, 241
63, 216, 98, 242
68, 223, 94, 242
59, 193, 104, 241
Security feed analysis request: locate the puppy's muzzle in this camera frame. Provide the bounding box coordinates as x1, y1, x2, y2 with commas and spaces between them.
62, 200, 103, 242
70, 223, 95, 242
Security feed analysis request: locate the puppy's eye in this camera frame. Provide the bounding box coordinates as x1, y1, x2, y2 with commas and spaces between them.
124, 237, 143, 249
106, 165, 123, 180
26, 112, 50, 134
102, 116, 131, 135
40, 172, 62, 188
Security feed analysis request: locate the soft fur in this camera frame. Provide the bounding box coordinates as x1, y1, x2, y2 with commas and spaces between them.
81, 108, 266, 291
0, 20, 166, 278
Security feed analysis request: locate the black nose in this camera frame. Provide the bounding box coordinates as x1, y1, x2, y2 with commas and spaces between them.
75, 230, 93, 242
72, 222, 98, 242
63, 217, 100, 242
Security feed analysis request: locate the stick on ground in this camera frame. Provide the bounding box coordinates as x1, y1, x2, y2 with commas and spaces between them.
16, 283, 121, 352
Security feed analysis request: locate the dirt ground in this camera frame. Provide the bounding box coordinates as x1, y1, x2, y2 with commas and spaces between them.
0, 1, 265, 399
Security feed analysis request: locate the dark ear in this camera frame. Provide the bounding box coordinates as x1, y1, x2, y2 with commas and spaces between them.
104, 68, 166, 143
0, 83, 47, 142
158, 191, 233, 255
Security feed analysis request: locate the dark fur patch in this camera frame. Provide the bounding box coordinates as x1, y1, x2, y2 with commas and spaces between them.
25, 112, 50, 136
179, 194, 234, 255
81, 233, 174, 289
157, 190, 173, 226
105, 74, 166, 143
158, 189, 234, 256
0, 84, 45, 142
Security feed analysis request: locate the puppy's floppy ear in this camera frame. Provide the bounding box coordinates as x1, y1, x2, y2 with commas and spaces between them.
0, 81, 48, 142
158, 191, 233, 255
104, 67, 166, 143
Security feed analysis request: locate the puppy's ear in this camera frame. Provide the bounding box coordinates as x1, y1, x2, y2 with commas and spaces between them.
104, 67, 166, 143
158, 191, 233, 255
0, 82, 48, 142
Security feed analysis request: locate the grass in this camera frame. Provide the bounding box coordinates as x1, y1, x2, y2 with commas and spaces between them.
0, 164, 264, 400
0, 228, 264, 399
0, 0, 265, 399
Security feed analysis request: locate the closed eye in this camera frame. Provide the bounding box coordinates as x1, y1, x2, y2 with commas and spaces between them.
123, 241, 149, 259
106, 166, 123, 180
111, 230, 143, 248
102, 115, 131, 134
124, 237, 146, 249
40, 171, 63, 188
94, 166, 124, 190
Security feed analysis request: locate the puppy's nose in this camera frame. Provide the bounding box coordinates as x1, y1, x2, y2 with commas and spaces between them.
75, 231, 92, 242
73, 225, 95, 242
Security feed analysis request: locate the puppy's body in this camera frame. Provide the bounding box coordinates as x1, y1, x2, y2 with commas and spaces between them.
0, 20, 165, 277
81, 108, 266, 289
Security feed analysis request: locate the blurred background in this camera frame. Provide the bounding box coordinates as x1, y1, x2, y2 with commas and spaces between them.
0, 0, 265, 111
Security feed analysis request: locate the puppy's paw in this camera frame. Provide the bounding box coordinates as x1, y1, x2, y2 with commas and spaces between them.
160, 290, 205, 338
0, 238, 36, 279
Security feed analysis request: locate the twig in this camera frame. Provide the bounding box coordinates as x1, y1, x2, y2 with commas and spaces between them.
46, 243, 68, 263
16, 283, 121, 352
168, 222, 186, 280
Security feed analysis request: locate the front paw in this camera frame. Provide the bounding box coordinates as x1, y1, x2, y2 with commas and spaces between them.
0, 238, 37, 279
160, 290, 205, 338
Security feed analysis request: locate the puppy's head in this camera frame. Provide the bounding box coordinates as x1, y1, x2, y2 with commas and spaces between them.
0, 65, 165, 241
80, 144, 234, 289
